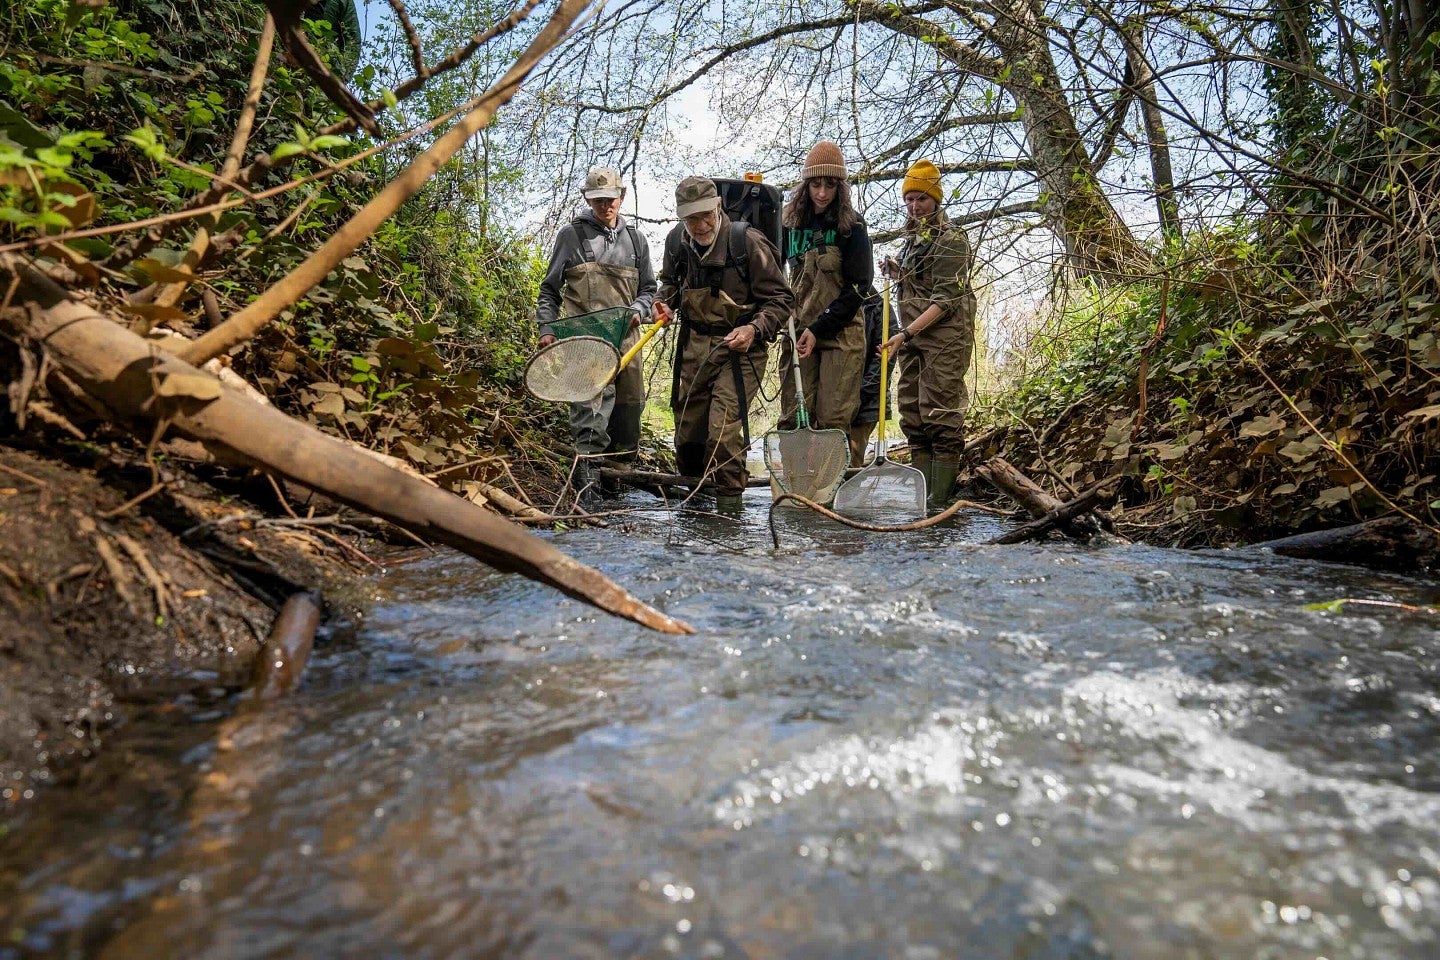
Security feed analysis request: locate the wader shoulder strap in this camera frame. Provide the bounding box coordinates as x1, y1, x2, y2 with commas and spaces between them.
572, 219, 645, 269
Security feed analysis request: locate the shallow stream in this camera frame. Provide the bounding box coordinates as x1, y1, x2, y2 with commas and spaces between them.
3, 491, 1440, 958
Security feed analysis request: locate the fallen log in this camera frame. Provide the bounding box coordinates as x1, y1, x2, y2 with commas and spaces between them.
988, 477, 1121, 545
2, 254, 692, 635
976, 456, 1127, 544
1251, 516, 1440, 573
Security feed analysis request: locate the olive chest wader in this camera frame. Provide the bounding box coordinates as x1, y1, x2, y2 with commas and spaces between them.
779, 238, 866, 436
896, 221, 975, 510
559, 220, 647, 486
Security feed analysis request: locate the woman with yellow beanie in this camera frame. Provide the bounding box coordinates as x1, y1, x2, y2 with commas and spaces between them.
779, 140, 874, 463
878, 158, 976, 511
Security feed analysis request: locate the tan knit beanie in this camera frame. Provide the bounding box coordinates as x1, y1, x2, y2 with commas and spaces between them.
801, 140, 847, 181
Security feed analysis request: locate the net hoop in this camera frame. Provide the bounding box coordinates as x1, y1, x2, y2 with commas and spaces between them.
523, 336, 621, 403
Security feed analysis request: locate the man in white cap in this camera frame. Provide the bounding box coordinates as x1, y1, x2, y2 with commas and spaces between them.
653, 176, 793, 512
536, 166, 657, 503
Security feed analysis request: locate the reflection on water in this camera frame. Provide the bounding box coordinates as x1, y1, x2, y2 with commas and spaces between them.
3, 488, 1440, 959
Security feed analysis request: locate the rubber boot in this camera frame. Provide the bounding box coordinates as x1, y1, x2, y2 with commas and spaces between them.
714, 494, 745, 515
928, 460, 960, 513
574, 459, 601, 510
910, 450, 933, 488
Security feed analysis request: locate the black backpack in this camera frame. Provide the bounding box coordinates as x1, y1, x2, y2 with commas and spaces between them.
663, 177, 784, 298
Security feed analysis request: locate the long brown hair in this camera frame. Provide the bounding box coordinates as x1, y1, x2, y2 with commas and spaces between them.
783, 177, 861, 234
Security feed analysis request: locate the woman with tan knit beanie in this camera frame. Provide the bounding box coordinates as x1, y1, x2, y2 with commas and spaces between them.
779, 140, 874, 464
877, 158, 976, 511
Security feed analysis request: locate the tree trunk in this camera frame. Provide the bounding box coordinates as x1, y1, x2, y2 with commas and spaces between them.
990, 0, 1151, 279
855, 0, 1152, 281
1122, 19, 1181, 239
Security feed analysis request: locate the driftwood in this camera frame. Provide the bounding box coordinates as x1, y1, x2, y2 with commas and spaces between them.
1251, 516, 1440, 573
989, 477, 1121, 545
2, 255, 692, 634
977, 457, 1124, 544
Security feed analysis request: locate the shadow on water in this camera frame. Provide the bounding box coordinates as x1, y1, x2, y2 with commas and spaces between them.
4, 487, 1440, 958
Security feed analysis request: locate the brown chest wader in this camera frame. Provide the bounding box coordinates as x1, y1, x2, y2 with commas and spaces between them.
668, 224, 764, 494
780, 244, 865, 432
559, 231, 646, 471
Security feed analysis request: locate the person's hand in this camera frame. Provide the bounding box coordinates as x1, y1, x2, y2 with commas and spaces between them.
539, 333, 557, 348
652, 301, 674, 326
878, 332, 904, 357
880, 257, 899, 279
629, 311, 643, 329
796, 328, 816, 359
724, 323, 757, 353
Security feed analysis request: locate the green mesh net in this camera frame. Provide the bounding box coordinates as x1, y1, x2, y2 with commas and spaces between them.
548, 307, 634, 350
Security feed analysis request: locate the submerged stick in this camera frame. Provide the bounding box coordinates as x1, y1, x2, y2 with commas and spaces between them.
250, 591, 321, 699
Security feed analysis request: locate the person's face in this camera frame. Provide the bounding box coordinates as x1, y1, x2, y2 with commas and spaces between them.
683, 205, 719, 245
587, 194, 623, 227
904, 191, 937, 220
808, 176, 839, 212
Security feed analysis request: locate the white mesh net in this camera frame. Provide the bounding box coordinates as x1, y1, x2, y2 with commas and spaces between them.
832, 460, 927, 520
764, 427, 850, 505
523, 336, 621, 403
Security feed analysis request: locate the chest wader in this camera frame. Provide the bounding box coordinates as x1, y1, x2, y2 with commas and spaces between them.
896, 230, 974, 511
560, 250, 642, 487
779, 244, 865, 433
668, 224, 766, 498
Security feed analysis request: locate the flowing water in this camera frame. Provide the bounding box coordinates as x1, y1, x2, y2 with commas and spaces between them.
3, 491, 1440, 959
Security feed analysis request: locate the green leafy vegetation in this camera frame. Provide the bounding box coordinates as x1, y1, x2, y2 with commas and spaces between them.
2, 0, 559, 490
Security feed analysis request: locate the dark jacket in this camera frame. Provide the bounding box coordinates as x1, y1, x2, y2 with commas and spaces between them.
782, 212, 873, 340
853, 288, 895, 426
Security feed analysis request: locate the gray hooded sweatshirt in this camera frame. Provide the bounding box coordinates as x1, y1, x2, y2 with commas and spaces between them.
535, 210, 658, 333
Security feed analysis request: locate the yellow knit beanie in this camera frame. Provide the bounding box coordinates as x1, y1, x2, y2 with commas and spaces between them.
901, 159, 943, 203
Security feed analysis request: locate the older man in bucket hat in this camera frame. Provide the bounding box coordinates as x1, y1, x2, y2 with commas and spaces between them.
536, 166, 657, 504
652, 176, 793, 512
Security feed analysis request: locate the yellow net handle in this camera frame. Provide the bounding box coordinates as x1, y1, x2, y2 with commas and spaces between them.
618, 317, 668, 372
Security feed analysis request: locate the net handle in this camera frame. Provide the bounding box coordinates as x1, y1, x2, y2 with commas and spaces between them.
877, 279, 891, 460
617, 317, 667, 373
786, 315, 811, 429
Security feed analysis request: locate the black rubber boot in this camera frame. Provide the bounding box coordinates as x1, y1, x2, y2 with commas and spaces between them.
607, 403, 644, 459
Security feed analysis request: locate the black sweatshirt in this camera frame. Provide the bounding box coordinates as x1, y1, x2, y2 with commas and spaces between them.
783, 213, 874, 340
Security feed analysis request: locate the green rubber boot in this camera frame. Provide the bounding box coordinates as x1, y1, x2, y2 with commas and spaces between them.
928, 460, 960, 513
910, 450, 933, 491
714, 494, 745, 515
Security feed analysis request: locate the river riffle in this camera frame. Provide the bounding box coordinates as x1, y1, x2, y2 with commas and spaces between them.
3, 491, 1439, 958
